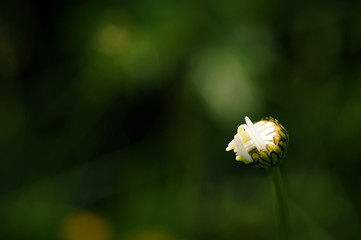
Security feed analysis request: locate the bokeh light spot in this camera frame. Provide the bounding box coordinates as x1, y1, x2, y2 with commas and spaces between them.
61, 211, 113, 240
124, 227, 177, 240
190, 47, 259, 125
96, 23, 131, 55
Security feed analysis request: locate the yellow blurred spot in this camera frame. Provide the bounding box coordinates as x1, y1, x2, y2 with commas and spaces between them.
125, 227, 176, 240
97, 23, 131, 55
61, 211, 113, 240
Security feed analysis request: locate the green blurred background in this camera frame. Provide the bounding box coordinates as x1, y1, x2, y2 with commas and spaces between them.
1, 0, 361, 239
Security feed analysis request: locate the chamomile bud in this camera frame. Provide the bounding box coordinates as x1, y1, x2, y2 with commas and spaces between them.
226, 116, 289, 168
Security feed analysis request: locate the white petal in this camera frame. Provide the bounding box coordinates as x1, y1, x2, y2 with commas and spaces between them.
245, 116, 267, 152
245, 145, 256, 152
234, 134, 253, 162
244, 140, 253, 148
257, 122, 275, 133
260, 126, 276, 136
254, 121, 266, 128
262, 135, 275, 141
226, 139, 235, 151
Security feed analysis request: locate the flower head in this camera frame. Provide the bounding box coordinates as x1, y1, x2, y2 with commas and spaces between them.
226, 116, 289, 168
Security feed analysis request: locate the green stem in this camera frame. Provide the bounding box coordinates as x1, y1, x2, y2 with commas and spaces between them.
268, 166, 291, 240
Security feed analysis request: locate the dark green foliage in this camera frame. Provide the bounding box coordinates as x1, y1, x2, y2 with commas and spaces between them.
1, 0, 361, 240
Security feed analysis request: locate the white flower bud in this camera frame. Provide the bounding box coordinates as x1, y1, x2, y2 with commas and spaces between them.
226, 116, 289, 168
